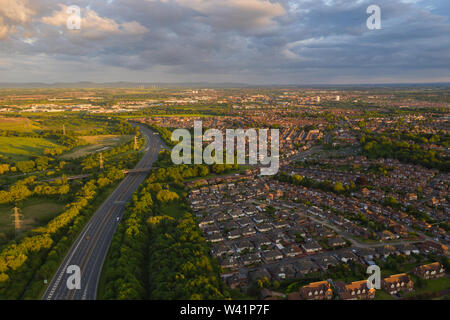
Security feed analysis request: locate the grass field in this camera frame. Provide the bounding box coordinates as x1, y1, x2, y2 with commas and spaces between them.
0, 197, 65, 234
405, 277, 450, 297
0, 117, 40, 132
375, 290, 395, 300
157, 202, 187, 219
0, 136, 61, 161
60, 135, 133, 159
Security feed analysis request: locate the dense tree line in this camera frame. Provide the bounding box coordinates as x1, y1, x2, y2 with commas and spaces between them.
0, 179, 96, 298
276, 171, 359, 195
0, 126, 143, 299
100, 151, 226, 300
100, 186, 154, 299
0, 176, 70, 205
147, 213, 224, 300
361, 133, 449, 172
0, 166, 130, 299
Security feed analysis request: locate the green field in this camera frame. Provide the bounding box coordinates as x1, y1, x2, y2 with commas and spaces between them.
0, 117, 41, 132
60, 135, 133, 159
157, 202, 187, 219
0, 197, 65, 234
405, 277, 450, 297
0, 136, 61, 161
375, 290, 395, 300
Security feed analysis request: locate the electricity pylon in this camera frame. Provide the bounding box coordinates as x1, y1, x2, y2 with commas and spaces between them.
11, 207, 23, 239
99, 153, 104, 170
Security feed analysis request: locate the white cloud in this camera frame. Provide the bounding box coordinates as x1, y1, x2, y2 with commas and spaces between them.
0, 0, 449, 84
41, 5, 148, 39
0, 0, 35, 39
170, 0, 286, 33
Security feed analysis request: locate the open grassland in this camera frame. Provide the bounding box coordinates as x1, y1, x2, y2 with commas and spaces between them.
34, 119, 106, 136
0, 136, 61, 161
157, 202, 186, 219
0, 198, 65, 234
405, 277, 450, 297
0, 117, 41, 132
60, 134, 133, 159
375, 290, 395, 300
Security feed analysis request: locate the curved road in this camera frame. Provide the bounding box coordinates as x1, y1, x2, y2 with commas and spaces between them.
42, 124, 163, 300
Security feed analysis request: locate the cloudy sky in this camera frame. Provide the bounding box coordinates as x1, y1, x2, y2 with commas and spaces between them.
0, 0, 449, 84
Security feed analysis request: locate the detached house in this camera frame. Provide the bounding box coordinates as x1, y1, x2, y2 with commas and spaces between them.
327, 237, 347, 248
301, 240, 322, 254
382, 274, 414, 295
226, 270, 249, 289
262, 249, 283, 263
335, 280, 376, 300
241, 253, 262, 266
414, 262, 446, 280
417, 241, 448, 255
299, 281, 333, 300
271, 264, 296, 281
294, 259, 320, 277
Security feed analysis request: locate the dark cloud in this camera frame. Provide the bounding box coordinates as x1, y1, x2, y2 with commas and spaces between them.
0, 0, 449, 84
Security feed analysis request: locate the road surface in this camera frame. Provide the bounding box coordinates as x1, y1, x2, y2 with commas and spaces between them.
42, 124, 163, 300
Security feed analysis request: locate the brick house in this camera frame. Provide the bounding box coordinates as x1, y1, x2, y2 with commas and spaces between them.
382, 274, 414, 295
414, 262, 446, 280
335, 280, 376, 300
299, 281, 333, 300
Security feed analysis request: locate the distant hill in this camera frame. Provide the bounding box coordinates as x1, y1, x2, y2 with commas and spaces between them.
0, 82, 251, 89
0, 82, 449, 89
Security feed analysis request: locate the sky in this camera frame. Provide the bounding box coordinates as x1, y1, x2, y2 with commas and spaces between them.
0, 0, 449, 85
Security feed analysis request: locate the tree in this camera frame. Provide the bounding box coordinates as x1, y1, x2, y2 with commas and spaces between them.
16, 160, 35, 173
292, 174, 303, 184
384, 196, 399, 208
97, 177, 111, 188
333, 182, 345, 193
156, 190, 179, 203
0, 164, 10, 175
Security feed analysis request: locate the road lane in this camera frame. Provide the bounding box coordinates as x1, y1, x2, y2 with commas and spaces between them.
42, 124, 162, 300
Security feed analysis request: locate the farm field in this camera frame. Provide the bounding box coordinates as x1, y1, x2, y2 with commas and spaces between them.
0, 136, 61, 161
0, 197, 65, 235
59, 134, 133, 159
33, 118, 107, 135
0, 117, 40, 132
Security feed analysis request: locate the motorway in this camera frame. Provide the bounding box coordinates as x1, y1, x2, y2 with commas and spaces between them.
42, 124, 163, 300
